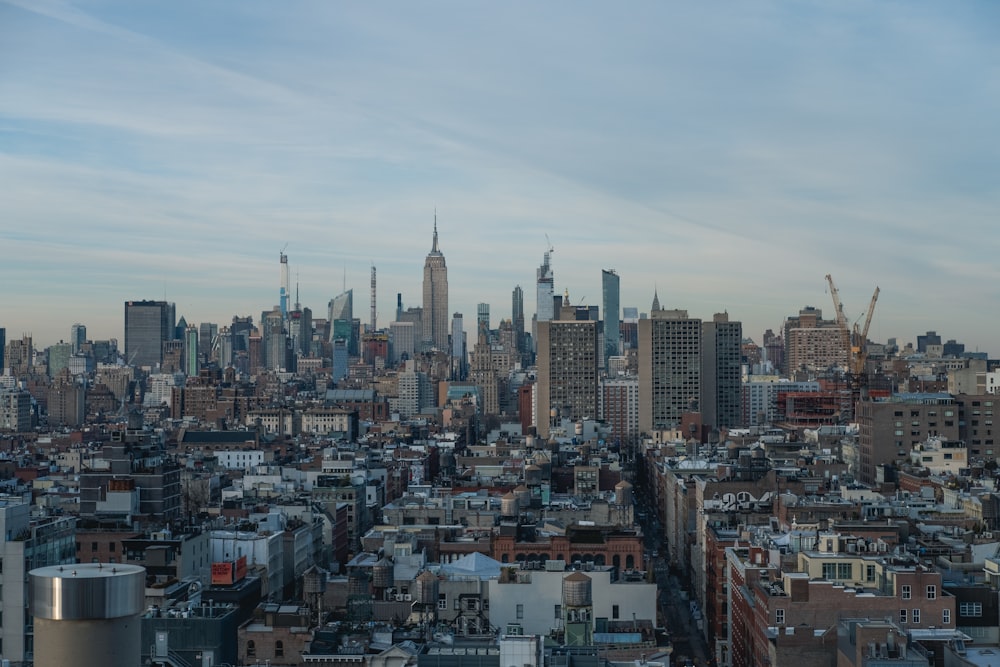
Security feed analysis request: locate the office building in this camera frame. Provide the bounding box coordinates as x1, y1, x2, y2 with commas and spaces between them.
477, 303, 490, 340
451, 312, 466, 380
536, 318, 599, 439
0, 326, 5, 372
328, 289, 354, 353
70, 323, 86, 354
638, 308, 702, 433
422, 219, 449, 351
701, 313, 743, 430
602, 269, 620, 364
184, 325, 199, 376
124, 300, 175, 369
389, 321, 416, 364
47, 342, 72, 378
199, 322, 218, 363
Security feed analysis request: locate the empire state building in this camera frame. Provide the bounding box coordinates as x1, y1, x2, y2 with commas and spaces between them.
422, 218, 449, 351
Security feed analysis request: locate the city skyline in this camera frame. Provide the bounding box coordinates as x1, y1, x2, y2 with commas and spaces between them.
3, 2, 1000, 352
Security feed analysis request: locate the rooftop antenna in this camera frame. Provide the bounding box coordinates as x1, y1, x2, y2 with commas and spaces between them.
343, 264, 347, 293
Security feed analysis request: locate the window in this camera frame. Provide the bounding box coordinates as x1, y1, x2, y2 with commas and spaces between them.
776, 609, 785, 624
247, 641, 256, 658
912, 609, 921, 624
516, 604, 524, 620
822, 563, 836, 580
901, 585, 911, 600
438, 594, 447, 611
960, 602, 983, 617
866, 565, 876, 582
555, 604, 562, 619
926, 585, 936, 599
91, 542, 98, 552
613, 605, 620, 620
275, 641, 284, 658
109, 542, 116, 553
943, 609, 951, 624
899, 609, 907, 624
837, 563, 852, 580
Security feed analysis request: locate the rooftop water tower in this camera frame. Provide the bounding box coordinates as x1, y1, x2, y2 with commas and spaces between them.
29, 563, 145, 667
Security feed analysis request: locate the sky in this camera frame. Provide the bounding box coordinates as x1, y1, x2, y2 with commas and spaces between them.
2, 1, 1000, 353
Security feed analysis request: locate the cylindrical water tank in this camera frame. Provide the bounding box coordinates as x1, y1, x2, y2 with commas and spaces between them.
500, 492, 520, 517
29, 563, 145, 667
348, 571, 369, 596
562, 572, 592, 606
575, 422, 584, 436
614, 480, 633, 507
413, 570, 439, 605
372, 557, 393, 589
525, 464, 543, 486
513, 485, 531, 507
304, 566, 327, 595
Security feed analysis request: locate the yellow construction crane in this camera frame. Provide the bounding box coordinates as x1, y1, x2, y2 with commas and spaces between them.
825, 274, 880, 410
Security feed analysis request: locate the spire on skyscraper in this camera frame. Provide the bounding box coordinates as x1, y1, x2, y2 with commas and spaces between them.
651, 288, 660, 312
432, 210, 439, 253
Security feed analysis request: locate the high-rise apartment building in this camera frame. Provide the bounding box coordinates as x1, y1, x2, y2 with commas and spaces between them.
701, 313, 743, 430
124, 300, 175, 369
5, 335, 32, 378
638, 308, 702, 433
783, 306, 845, 374
602, 269, 620, 364
600, 377, 640, 451
422, 220, 449, 351
536, 319, 599, 439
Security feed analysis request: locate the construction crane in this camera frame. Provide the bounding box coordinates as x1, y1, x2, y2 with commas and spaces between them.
825, 274, 880, 419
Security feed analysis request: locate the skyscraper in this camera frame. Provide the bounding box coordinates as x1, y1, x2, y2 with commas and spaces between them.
512, 286, 525, 354
601, 269, 620, 364
422, 217, 449, 351
477, 303, 490, 340
70, 323, 87, 354
451, 312, 466, 380
0, 327, 5, 373
124, 300, 175, 369
638, 308, 702, 433
184, 325, 199, 376
536, 248, 554, 323
279, 250, 290, 323
329, 289, 355, 354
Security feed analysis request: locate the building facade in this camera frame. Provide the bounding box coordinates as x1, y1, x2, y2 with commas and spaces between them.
422, 221, 449, 351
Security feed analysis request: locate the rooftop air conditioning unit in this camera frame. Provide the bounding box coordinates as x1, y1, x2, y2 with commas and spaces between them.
404, 594, 412, 601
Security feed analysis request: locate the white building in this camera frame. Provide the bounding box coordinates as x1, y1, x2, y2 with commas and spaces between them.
211, 530, 284, 600
216, 449, 266, 470
487, 565, 656, 638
